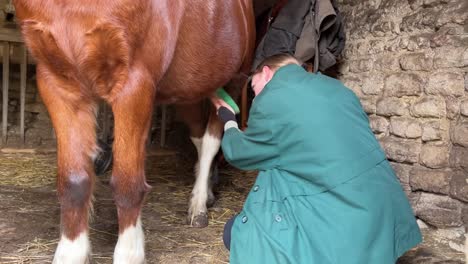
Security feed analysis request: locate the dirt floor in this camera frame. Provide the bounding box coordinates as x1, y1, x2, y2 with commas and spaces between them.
0, 149, 465, 264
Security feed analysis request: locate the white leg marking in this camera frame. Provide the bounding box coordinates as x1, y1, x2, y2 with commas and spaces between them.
114, 216, 145, 264
190, 136, 203, 159
191, 136, 203, 180
53, 232, 90, 264
189, 132, 221, 224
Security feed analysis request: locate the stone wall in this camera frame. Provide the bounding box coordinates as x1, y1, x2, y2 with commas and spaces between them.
336, 0, 467, 235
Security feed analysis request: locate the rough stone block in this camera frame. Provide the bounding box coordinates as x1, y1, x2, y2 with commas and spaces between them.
426, 72, 465, 97
413, 193, 464, 228
434, 46, 468, 68
384, 73, 423, 97
377, 97, 409, 116
460, 100, 468, 117
368, 39, 386, 54
341, 76, 362, 97
449, 146, 468, 169
421, 119, 449, 142
362, 74, 384, 95
451, 121, 468, 147
380, 137, 421, 163
465, 72, 468, 91
407, 34, 432, 51
434, 1, 468, 29
401, 9, 438, 32
409, 166, 451, 194
400, 52, 433, 71
360, 97, 377, 114
349, 59, 373, 73
411, 97, 446, 118
374, 56, 401, 72
446, 97, 460, 119
463, 205, 468, 230
420, 142, 450, 169
449, 170, 468, 202
25, 127, 54, 142
369, 115, 389, 134
371, 19, 399, 37
408, 191, 421, 209
384, 37, 401, 52
390, 162, 413, 195
390, 117, 421, 138
25, 103, 47, 114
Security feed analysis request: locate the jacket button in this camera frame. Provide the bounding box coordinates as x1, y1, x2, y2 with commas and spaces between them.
242, 215, 248, 223
275, 215, 282, 222
253, 185, 259, 192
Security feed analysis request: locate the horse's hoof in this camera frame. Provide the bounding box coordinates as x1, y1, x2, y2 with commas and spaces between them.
189, 213, 208, 228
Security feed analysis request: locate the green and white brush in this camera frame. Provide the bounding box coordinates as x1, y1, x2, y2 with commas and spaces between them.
216, 87, 240, 114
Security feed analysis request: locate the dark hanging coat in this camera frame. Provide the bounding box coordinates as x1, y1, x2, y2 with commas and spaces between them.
253, 0, 346, 72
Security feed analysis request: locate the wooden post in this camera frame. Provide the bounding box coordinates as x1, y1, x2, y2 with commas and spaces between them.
240, 79, 248, 130
20, 45, 27, 144
2, 42, 10, 144
160, 105, 167, 148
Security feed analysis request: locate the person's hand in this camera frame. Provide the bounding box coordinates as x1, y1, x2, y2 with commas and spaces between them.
217, 106, 236, 124
210, 95, 235, 113
210, 96, 237, 124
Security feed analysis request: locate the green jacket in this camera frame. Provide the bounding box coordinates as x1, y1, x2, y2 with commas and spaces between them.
221, 64, 422, 264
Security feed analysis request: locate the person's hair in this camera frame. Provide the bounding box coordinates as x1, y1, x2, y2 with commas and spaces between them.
253, 53, 302, 74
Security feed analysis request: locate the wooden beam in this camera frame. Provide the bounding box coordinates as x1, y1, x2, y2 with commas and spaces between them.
20, 45, 27, 144
2, 42, 10, 144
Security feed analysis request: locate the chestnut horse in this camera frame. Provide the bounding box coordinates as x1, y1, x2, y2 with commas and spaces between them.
13, 0, 255, 263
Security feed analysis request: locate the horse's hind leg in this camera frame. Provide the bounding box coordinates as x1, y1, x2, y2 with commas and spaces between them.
178, 103, 223, 227
37, 69, 97, 264
109, 72, 154, 264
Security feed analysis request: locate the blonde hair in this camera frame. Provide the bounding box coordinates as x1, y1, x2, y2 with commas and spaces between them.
253, 53, 302, 74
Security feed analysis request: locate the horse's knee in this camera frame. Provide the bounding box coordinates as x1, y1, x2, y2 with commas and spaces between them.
110, 175, 150, 210
59, 172, 93, 209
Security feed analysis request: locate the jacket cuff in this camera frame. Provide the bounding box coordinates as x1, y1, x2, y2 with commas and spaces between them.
224, 120, 239, 131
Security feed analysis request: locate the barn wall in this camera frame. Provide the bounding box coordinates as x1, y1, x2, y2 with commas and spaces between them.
0, 63, 53, 147
1, 0, 466, 233
336, 0, 467, 236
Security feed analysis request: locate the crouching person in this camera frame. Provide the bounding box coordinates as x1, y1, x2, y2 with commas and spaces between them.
211, 54, 422, 264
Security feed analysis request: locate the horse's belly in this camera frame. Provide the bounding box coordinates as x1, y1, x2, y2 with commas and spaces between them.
147, 0, 252, 105
155, 76, 224, 105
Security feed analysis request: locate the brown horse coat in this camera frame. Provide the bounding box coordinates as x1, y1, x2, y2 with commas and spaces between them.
14, 0, 255, 263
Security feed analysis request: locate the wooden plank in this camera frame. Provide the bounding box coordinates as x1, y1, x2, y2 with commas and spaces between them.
0, 25, 23, 43
1, 147, 35, 154
2, 42, 10, 144
20, 45, 27, 144
1, 147, 57, 154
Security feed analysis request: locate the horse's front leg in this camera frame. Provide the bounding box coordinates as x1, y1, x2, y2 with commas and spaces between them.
37, 68, 97, 264
110, 71, 154, 264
